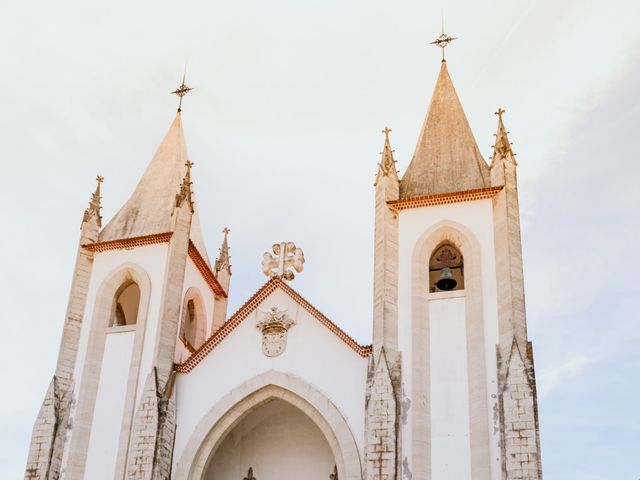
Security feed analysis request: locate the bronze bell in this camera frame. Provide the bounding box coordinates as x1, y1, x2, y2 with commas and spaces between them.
436, 267, 457, 291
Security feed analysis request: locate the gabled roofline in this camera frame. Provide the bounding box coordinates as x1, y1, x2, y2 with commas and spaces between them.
82, 233, 226, 298
388, 185, 503, 212
175, 277, 372, 373
188, 241, 227, 298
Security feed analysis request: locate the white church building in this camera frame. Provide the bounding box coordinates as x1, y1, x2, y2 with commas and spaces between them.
25, 46, 543, 480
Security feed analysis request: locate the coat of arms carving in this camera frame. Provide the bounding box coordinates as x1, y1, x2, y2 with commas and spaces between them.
256, 307, 295, 357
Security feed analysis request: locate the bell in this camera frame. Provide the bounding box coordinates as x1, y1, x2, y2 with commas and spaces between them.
436, 267, 457, 291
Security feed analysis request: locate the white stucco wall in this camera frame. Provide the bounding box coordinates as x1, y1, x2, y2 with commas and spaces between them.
73, 244, 168, 406
173, 286, 368, 474
397, 198, 501, 478
84, 330, 135, 479
429, 295, 471, 479
205, 399, 335, 479
62, 243, 169, 475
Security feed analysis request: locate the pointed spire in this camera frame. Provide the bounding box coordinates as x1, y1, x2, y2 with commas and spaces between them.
99, 112, 211, 263
215, 227, 232, 275
491, 108, 517, 167
175, 160, 195, 212
400, 61, 490, 198
82, 175, 103, 228
374, 127, 399, 186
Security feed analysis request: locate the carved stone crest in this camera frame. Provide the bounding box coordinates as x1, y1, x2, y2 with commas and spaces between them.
256, 307, 295, 357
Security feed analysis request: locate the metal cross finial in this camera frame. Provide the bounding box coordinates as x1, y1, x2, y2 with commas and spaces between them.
382, 126, 392, 141
223, 227, 230, 236
495, 108, 506, 119
430, 18, 457, 61
185, 160, 194, 170
171, 70, 193, 113
96, 175, 104, 184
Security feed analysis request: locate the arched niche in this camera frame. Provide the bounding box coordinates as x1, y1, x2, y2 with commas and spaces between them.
180, 287, 207, 351
174, 371, 362, 480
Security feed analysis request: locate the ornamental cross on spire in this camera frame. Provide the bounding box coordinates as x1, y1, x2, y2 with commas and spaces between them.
171, 71, 193, 113
382, 126, 392, 140
430, 19, 457, 61
261, 242, 305, 281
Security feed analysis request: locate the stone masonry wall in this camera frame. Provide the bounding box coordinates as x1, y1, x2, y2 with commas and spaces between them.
126, 368, 177, 480
24, 376, 73, 480
498, 340, 542, 480
127, 370, 160, 480
365, 349, 397, 480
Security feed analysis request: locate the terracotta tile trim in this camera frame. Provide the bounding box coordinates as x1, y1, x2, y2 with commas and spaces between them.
188, 241, 227, 298
388, 186, 503, 211
175, 277, 372, 373
82, 232, 173, 252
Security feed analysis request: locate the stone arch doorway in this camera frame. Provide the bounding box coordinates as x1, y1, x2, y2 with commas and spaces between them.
174, 371, 362, 480
206, 398, 335, 479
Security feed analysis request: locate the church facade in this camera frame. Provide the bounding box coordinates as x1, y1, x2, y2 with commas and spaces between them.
25, 55, 543, 480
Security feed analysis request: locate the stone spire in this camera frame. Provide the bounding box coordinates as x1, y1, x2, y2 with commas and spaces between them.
215, 227, 232, 275
400, 61, 490, 198
82, 175, 103, 229
99, 112, 210, 262
374, 127, 399, 186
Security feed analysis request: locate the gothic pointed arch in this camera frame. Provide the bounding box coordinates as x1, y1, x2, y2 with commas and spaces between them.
179, 287, 207, 351
174, 371, 362, 480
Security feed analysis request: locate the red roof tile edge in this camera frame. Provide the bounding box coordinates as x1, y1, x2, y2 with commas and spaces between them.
388, 186, 503, 211
82, 233, 226, 298
175, 277, 372, 373
82, 232, 173, 252
188, 241, 227, 298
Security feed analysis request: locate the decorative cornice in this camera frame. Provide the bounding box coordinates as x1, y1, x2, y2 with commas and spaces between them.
390, 186, 503, 211
175, 277, 371, 373
188, 241, 227, 298
82, 232, 173, 252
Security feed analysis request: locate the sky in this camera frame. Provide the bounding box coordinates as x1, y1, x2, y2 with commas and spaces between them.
1, 0, 639, 478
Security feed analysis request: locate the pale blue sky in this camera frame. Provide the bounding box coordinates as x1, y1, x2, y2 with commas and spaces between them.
1, 0, 639, 478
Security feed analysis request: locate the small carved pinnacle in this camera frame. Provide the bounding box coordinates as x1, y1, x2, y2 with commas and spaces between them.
82, 174, 103, 228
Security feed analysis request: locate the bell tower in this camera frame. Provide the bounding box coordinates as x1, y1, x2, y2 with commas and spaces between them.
366, 33, 542, 480
25, 84, 231, 480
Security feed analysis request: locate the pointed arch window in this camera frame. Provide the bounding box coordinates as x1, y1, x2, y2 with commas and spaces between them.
180, 291, 206, 352
111, 282, 141, 326
429, 243, 464, 292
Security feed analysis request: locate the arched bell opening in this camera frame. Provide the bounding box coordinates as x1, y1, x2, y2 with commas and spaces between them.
203, 398, 336, 480
429, 243, 464, 292
110, 281, 141, 326
179, 288, 207, 352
